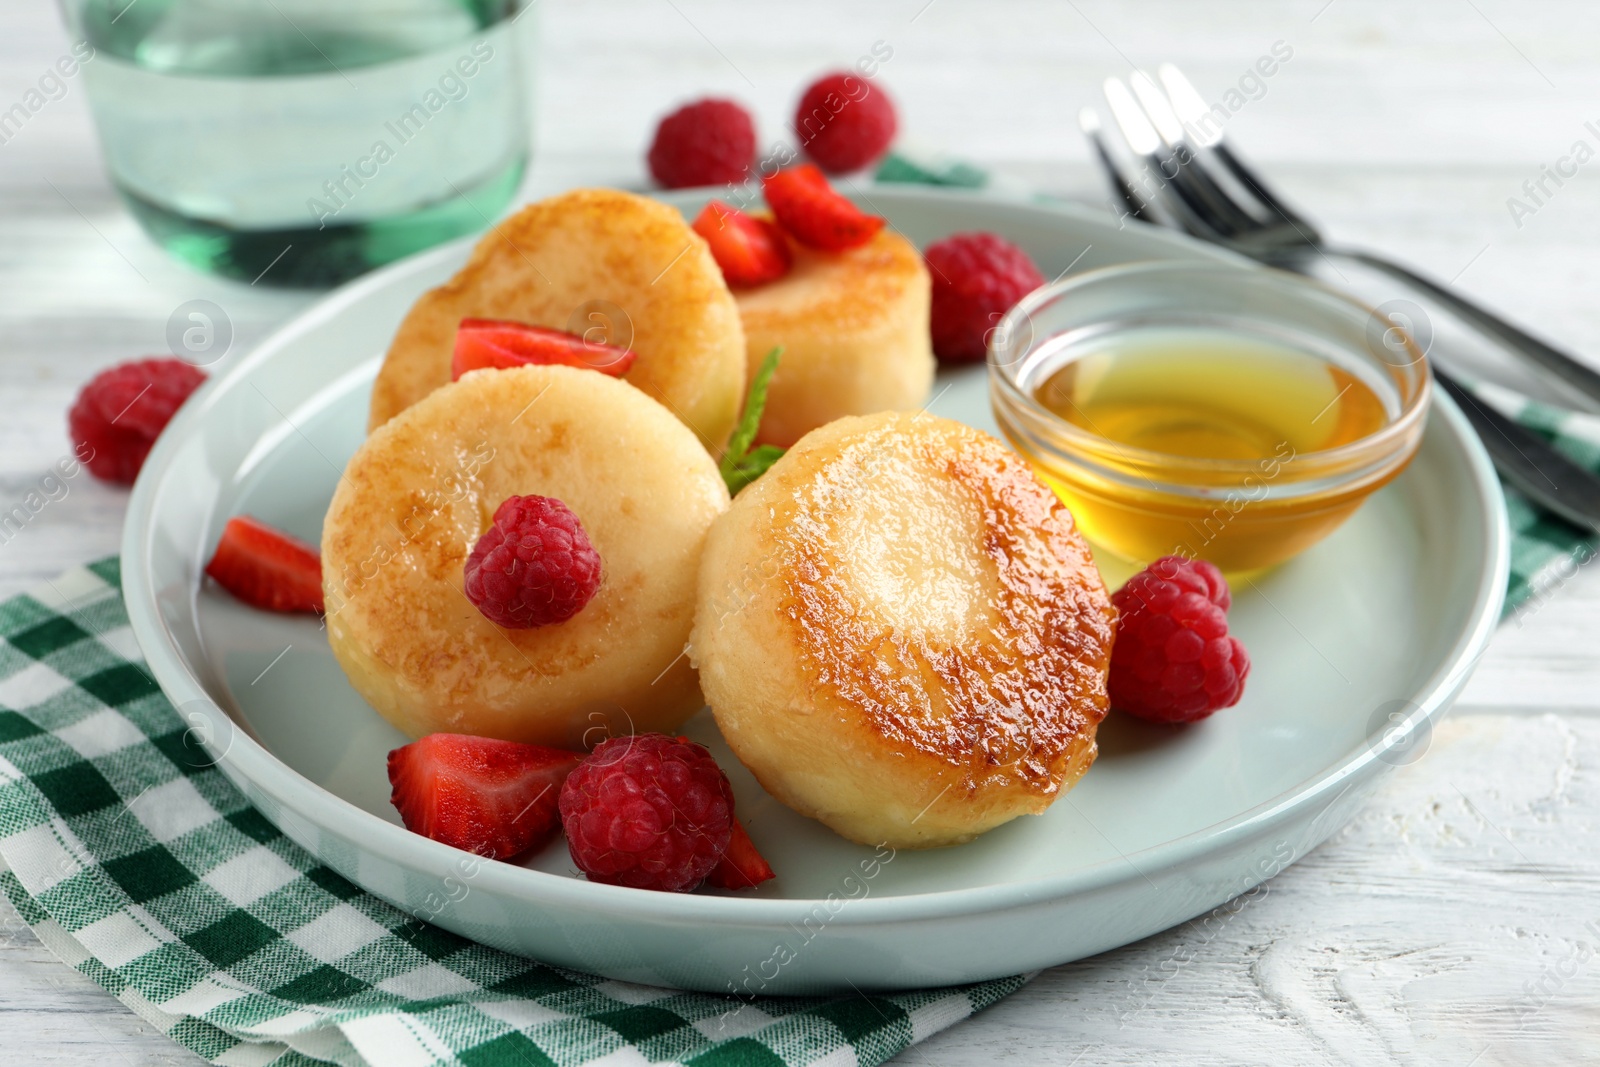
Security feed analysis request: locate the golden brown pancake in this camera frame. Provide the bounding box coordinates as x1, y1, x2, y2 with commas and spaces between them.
735, 228, 933, 448
326, 365, 729, 747
691, 411, 1116, 848
368, 188, 746, 451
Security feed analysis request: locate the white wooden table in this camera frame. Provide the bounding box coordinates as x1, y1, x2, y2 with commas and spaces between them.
4, 1, 1600, 1063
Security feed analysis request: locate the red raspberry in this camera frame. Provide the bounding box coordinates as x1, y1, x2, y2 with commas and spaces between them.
1109, 555, 1250, 724
68, 358, 207, 484
647, 98, 757, 189
463, 495, 602, 629
560, 734, 734, 892
924, 233, 1045, 364
794, 71, 898, 173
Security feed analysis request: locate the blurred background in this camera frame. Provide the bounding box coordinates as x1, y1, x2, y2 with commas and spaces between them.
10, 3, 1596, 303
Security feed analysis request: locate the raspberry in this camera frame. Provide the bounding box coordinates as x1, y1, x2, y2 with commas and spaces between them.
794, 71, 898, 173
924, 233, 1045, 364
68, 358, 207, 484
560, 734, 734, 892
1108, 555, 1250, 724
647, 98, 757, 189
463, 495, 602, 629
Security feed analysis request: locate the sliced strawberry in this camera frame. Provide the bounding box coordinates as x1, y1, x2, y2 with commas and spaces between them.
706, 816, 775, 890
387, 733, 583, 861
691, 201, 792, 287
451, 319, 637, 381
204, 516, 324, 614
762, 164, 885, 252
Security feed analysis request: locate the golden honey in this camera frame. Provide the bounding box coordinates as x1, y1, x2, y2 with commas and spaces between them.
1038, 329, 1388, 461
1005, 326, 1406, 574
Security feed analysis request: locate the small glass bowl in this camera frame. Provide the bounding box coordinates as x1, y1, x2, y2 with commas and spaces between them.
988, 261, 1432, 574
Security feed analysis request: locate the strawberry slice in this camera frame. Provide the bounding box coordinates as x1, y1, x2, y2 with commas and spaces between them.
762, 164, 885, 252
691, 201, 792, 287
204, 516, 324, 614
387, 733, 583, 861
451, 318, 637, 381
707, 816, 775, 889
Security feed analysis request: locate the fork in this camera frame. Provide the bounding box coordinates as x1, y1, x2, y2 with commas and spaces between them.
1093, 65, 1600, 408
1081, 66, 1600, 533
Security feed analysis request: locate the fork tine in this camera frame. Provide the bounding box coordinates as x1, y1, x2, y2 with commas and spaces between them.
1077, 107, 1155, 223
1154, 64, 1222, 147
1102, 76, 1231, 240
1128, 71, 1262, 236
1127, 70, 1190, 147
1156, 64, 1313, 231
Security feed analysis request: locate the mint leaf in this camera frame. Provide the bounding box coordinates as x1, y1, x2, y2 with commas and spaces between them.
723, 444, 785, 496
720, 347, 784, 495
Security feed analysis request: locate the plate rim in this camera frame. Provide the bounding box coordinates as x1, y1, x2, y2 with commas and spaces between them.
121, 184, 1510, 928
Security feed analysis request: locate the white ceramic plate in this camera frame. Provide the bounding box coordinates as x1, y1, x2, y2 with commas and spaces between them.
123, 186, 1508, 994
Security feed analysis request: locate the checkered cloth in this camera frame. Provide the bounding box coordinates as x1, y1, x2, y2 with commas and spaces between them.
876, 152, 1600, 615
0, 558, 1026, 1067
1469, 381, 1600, 615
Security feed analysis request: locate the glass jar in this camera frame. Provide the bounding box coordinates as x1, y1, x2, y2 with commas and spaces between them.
988, 261, 1432, 574
60, 0, 533, 286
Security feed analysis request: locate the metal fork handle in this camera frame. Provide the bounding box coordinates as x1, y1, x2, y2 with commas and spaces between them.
1434, 368, 1600, 532
1324, 246, 1600, 409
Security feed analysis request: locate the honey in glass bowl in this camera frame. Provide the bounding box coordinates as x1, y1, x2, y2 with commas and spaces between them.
988, 262, 1431, 575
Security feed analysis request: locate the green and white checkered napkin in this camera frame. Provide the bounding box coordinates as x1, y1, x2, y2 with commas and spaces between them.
878, 152, 1600, 615
1465, 381, 1600, 615
0, 560, 1024, 1067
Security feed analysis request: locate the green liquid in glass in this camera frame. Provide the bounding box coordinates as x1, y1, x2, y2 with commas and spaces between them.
69, 0, 531, 286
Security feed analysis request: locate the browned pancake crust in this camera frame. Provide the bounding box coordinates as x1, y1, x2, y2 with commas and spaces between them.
691, 412, 1115, 847
327, 365, 728, 746
786, 426, 1114, 799
733, 228, 932, 447
368, 189, 746, 450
